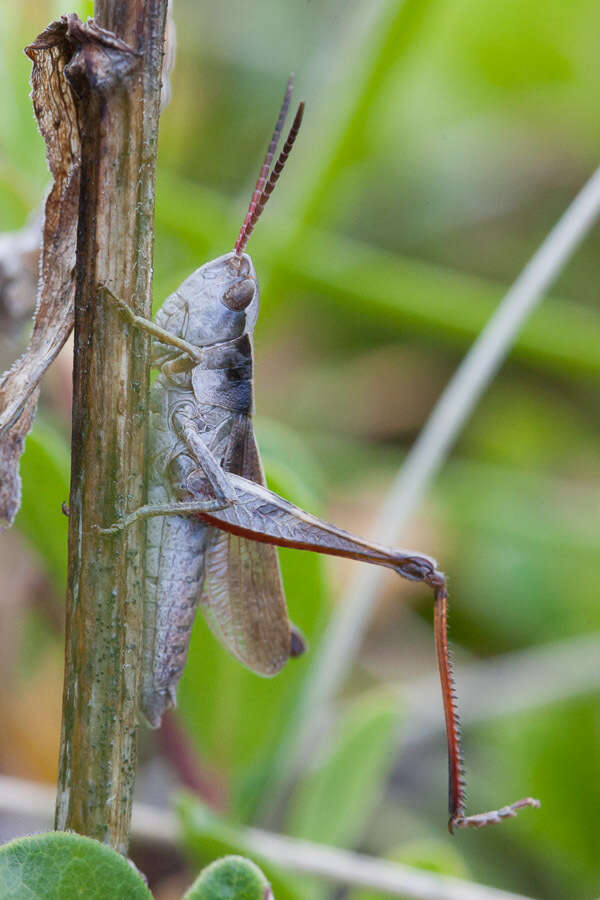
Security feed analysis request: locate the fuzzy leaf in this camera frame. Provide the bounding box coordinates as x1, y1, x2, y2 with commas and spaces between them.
0, 832, 152, 900
184, 855, 272, 900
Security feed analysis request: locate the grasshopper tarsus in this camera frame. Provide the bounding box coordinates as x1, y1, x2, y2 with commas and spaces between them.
450, 797, 541, 832
95, 520, 127, 536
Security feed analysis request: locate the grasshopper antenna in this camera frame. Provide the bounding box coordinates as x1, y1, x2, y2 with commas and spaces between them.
234, 77, 304, 255
238, 103, 304, 252
234, 75, 293, 256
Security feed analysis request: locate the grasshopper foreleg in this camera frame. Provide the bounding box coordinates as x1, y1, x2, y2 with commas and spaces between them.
98, 285, 202, 362
97, 497, 233, 534
97, 417, 238, 533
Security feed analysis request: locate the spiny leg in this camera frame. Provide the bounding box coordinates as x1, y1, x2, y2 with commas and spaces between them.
433, 586, 540, 831
433, 585, 465, 828
97, 285, 202, 362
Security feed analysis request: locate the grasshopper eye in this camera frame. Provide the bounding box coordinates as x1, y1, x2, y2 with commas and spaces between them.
222, 278, 255, 311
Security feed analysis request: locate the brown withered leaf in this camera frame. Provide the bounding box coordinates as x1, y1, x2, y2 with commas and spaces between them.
0, 390, 39, 529
0, 18, 80, 531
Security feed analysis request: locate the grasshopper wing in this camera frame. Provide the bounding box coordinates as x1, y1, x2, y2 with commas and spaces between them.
195, 414, 293, 676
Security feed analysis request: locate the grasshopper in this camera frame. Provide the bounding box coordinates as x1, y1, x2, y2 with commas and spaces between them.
100, 78, 538, 831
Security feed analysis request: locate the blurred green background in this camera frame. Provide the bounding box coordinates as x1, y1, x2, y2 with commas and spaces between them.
1, 1, 599, 898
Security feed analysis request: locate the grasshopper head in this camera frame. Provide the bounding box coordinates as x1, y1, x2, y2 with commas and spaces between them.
161, 250, 259, 348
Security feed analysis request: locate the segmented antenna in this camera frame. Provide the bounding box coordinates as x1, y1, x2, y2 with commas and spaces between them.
238, 103, 304, 252
234, 77, 304, 256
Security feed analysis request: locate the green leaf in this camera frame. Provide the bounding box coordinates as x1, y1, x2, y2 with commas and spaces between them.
177, 797, 309, 900
286, 691, 399, 848
184, 855, 272, 900
15, 418, 70, 592
0, 832, 152, 900
255, 417, 325, 507
288, 229, 600, 381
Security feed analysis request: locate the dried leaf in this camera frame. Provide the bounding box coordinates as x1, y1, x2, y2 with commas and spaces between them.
0, 18, 80, 530
0, 391, 39, 530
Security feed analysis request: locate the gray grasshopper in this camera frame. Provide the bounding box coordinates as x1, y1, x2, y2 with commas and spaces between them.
101, 79, 538, 831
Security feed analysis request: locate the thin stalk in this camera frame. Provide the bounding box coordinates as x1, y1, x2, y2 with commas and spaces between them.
240, 828, 534, 900
55, 2, 168, 853
0, 778, 535, 900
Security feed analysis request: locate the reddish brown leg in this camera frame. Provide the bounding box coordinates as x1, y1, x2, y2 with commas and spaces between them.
433, 586, 465, 829
433, 585, 540, 832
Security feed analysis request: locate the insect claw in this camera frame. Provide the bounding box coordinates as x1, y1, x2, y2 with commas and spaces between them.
96, 524, 117, 535
95, 518, 127, 535
451, 796, 540, 830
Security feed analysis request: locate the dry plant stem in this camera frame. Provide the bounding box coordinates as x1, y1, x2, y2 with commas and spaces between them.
55, 3, 168, 852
